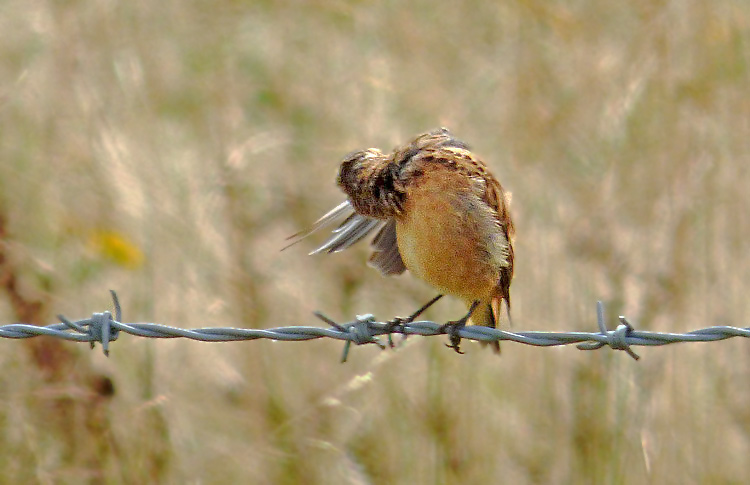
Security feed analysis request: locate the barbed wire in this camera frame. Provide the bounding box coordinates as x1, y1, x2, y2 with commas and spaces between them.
0, 291, 748, 362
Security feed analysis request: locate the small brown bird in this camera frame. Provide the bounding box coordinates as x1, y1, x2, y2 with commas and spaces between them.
288, 128, 514, 352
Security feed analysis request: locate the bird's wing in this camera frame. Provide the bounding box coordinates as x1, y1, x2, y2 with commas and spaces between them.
285, 200, 407, 275
482, 175, 514, 269
282, 200, 354, 251
480, 173, 514, 319
368, 219, 407, 275
311, 211, 382, 255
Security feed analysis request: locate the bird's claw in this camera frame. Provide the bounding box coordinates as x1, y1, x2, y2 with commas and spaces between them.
438, 300, 479, 355
384, 317, 409, 348
440, 322, 466, 354
438, 320, 467, 354
385, 294, 445, 348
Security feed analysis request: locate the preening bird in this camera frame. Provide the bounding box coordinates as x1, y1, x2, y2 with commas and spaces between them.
287, 128, 514, 353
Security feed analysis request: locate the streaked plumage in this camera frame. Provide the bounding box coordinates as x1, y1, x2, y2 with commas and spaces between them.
288, 128, 514, 352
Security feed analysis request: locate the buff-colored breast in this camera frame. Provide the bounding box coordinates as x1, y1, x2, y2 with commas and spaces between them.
395, 164, 503, 304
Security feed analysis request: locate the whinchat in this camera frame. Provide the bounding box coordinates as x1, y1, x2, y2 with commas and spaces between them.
288, 128, 514, 353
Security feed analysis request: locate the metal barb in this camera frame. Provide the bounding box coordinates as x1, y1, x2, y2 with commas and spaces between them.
110, 290, 122, 322
313, 311, 347, 332
0, 293, 747, 362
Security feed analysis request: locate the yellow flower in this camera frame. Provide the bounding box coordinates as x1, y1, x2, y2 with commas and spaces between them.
89, 230, 144, 269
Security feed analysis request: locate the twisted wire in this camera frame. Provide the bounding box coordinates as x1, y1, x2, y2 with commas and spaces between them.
1, 292, 747, 362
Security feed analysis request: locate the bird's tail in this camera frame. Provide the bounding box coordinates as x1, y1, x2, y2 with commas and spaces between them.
469, 296, 506, 354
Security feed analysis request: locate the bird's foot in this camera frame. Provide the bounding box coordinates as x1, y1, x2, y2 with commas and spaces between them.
385, 294, 444, 348
438, 301, 480, 354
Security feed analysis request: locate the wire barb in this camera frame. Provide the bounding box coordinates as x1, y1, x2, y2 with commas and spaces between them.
1, 293, 748, 361
315, 311, 384, 363
575, 302, 640, 360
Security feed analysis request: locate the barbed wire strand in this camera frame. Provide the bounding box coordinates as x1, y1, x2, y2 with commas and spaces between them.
0, 291, 748, 362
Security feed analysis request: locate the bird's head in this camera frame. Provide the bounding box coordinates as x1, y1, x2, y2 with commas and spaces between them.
393, 127, 471, 168
336, 148, 385, 193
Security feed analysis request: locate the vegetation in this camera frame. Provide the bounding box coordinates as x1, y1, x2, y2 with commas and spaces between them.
0, 0, 748, 483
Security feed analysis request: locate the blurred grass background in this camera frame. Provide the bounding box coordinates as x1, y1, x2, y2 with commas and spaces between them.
1, 0, 749, 483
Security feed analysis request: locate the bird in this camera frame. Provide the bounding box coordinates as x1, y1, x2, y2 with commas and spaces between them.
287, 128, 514, 353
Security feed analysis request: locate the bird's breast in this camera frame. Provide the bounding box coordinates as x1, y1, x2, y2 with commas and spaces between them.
395, 167, 503, 302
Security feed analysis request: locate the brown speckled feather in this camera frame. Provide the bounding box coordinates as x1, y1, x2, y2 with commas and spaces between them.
288, 128, 514, 351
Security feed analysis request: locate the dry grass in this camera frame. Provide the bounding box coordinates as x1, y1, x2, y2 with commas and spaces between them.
1, 0, 749, 483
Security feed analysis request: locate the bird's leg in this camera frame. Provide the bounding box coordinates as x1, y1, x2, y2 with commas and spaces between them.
438, 300, 480, 355
385, 294, 444, 348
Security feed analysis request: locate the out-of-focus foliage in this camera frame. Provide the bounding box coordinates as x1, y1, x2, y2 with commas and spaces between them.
0, 0, 748, 483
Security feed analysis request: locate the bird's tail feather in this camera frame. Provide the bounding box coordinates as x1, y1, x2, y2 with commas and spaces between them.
470, 298, 502, 354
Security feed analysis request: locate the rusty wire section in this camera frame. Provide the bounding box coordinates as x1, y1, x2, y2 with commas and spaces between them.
0, 291, 747, 362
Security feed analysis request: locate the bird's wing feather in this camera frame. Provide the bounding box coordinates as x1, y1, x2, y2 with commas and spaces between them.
285, 200, 407, 275
282, 200, 354, 251
481, 173, 514, 316
368, 220, 407, 275
311, 212, 382, 254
